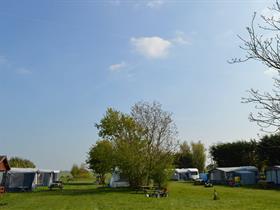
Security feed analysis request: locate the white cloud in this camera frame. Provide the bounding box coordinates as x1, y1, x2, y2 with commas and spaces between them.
172, 31, 191, 45
17, 67, 32, 75
146, 0, 164, 9
130, 36, 171, 59
264, 68, 279, 77
109, 61, 127, 72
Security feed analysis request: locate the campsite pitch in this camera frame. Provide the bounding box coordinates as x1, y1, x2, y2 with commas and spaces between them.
0, 181, 279, 210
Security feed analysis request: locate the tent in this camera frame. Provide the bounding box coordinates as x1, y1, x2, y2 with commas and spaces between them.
172, 168, 199, 181
209, 166, 258, 185
266, 166, 280, 185
36, 169, 60, 186
4, 168, 37, 192
109, 168, 129, 188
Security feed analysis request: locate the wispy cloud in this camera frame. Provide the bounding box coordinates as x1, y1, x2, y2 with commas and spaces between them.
264, 68, 278, 77
146, 0, 164, 9
17, 67, 32, 75
109, 61, 127, 72
130, 36, 171, 59
172, 31, 191, 45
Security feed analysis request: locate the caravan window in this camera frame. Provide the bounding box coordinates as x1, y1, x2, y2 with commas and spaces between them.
190, 171, 198, 175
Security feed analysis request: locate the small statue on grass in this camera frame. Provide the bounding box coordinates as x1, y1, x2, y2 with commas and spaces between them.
213, 188, 219, 200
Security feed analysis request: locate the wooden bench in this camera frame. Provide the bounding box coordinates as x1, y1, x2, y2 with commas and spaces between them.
145, 187, 168, 198
49, 181, 63, 190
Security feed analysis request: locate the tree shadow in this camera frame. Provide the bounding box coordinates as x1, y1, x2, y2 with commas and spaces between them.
33, 186, 132, 196
241, 184, 280, 192
0, 202, 8, 207
64, 182, 95, 186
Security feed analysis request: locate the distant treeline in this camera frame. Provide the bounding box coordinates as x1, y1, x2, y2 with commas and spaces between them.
8, 156, 36, 168
209, 134, 280, 170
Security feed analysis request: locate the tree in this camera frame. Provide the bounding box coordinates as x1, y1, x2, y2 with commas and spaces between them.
232, 1, 280, 132
87, 140, 114, 184
95, 101, 178, 188
70, 164, 91, 179
174, 141, 193, 168
70, 164, 80, 178
191, 141, 206, 172
9, 157, 36, 168
257, 134, 280, 167
209, 140, 257, 167
131, 101, 178, 187
96, 108, 148, 187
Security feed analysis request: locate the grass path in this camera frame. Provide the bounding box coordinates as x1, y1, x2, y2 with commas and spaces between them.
0, 181, 280, 210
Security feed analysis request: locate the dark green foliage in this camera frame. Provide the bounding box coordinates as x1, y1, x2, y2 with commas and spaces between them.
257, 134, 280, 167
9, 157, 36, 168
174, 141, 206, 172
87, 140, 114, 184
174, 141, 193, 168
209, 140, 257, 167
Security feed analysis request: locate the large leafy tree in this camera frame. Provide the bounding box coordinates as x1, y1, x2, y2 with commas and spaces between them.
96, 108, 147, 187
9, 157, 36, 168
95, 102, 178, 188
191, 141, 206, 172
131, 101, 178, 187
87, 140, 114, 184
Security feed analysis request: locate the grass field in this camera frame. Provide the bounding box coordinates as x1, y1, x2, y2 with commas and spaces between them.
0, 181, 280, 210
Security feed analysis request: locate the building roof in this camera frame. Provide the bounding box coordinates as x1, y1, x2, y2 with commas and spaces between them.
38, 169, 60, 173
10, 168, 38, 173
9, 168, 60, 173
175, 168, 199, 173
213, 166, 258, 173
0, 155, 11, 171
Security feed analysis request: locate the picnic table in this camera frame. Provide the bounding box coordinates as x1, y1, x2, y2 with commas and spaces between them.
49, 181, 63, 190
136, 186, 168, 198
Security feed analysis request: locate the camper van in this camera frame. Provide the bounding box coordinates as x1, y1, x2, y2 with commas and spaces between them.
172, 168, 199, 181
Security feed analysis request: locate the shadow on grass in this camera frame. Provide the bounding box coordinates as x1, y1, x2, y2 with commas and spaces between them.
64, 182, 95, 186
199, 182, 280, 192
240, 184, 280, 192
32, 186, 132, 197
0, 203, 8, 206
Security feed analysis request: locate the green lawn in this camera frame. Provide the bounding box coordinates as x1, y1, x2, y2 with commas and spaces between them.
0, 181, 280, 210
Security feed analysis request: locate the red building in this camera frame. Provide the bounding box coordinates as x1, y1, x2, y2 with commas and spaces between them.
0, 156, 10, 193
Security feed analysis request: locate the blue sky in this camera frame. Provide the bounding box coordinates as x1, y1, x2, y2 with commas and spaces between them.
0, 0, 277, 170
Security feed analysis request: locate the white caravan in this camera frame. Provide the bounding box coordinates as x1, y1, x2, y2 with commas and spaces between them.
172, 168, 199, 181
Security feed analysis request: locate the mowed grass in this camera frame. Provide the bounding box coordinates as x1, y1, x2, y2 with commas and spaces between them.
1, 181, 280, 210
